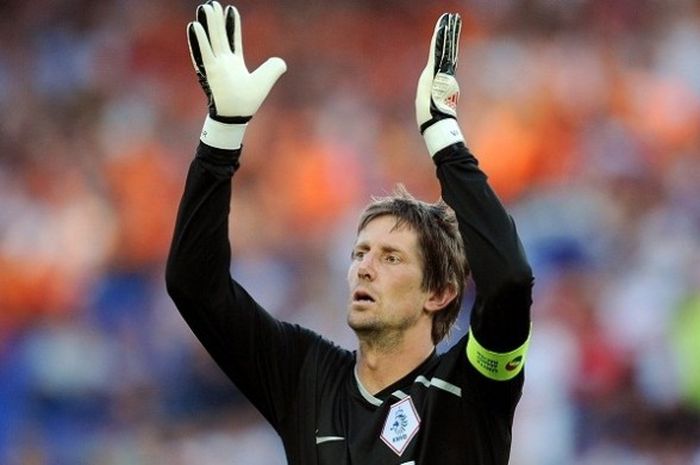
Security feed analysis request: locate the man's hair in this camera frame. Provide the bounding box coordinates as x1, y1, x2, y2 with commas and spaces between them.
356, 185, 469, 345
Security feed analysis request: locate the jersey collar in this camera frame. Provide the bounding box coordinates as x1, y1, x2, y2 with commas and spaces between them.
352, 349, 438, 407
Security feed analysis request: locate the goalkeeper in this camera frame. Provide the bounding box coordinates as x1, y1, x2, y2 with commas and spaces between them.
166, 3, 534, 464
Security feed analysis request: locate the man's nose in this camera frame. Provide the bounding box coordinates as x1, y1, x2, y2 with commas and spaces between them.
357, 255, 375, 281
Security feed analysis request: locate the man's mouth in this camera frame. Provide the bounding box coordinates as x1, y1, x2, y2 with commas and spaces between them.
352, 290, 376, 303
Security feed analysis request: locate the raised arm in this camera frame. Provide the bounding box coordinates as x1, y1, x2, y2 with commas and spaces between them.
415, 14, 533, 382
165, 2, 314, 427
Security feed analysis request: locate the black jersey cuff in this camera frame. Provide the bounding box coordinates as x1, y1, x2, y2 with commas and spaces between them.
195, 142, 242, 177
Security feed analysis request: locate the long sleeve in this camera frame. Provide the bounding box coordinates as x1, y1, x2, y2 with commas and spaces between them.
165, 142, 318, 429
434, 142, 533, 355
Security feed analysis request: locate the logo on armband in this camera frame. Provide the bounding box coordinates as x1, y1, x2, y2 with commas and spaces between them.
505, 356, 523, 372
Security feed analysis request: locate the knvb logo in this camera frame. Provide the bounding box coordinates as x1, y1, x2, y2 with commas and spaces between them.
391, 409, 408, 436
380, 397, 420, 456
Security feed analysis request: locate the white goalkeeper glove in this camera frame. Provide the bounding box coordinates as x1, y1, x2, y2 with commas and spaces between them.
415, 13, 465, 157
187, 1, 286, 149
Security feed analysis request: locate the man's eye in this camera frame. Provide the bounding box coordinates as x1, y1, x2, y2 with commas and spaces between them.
352, 250, 365, 260
385, 255, 400, 264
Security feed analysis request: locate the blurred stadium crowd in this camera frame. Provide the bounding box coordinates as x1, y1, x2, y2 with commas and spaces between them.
1, 0, 699, 463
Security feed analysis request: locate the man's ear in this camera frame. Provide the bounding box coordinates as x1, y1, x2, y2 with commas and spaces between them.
424, 284, 458, 314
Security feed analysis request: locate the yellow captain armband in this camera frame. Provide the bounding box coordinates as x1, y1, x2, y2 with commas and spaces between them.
466, 326, 532, 381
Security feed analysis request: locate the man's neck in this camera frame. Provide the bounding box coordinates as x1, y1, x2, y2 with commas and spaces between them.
355, 329, 435, 395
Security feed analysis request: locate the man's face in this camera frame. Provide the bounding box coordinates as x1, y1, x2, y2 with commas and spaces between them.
347, 215, 433, 341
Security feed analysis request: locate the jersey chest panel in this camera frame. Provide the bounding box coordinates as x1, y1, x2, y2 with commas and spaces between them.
310, 347, 505, 465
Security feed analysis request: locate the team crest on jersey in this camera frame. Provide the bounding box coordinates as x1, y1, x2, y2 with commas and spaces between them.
380, 396, 420, 456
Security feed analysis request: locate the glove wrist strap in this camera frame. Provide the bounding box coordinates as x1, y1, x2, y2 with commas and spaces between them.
200, 115, 248, 150
423, 118, 464, 157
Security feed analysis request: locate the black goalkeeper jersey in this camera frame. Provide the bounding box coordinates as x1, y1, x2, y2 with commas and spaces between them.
166, 141, 534, 465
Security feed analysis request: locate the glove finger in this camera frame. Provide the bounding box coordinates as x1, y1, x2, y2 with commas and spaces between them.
441, 14, 454, 75
452, 14, 462, 69
251, 57, 287, 100
426, 13, 447, 74
433, 14, 449, 76
439, 13, 460, 75
190, 21, 216, 70
199, 3, 228, 56
225, 5, 244, 61
210, 1, 231, 53
187, 22, 206, 76
196, 4, 210, 42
